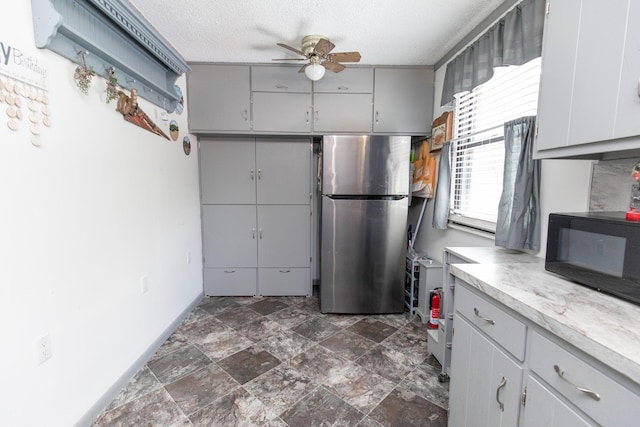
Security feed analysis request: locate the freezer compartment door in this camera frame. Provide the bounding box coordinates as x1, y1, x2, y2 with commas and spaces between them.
322, 135, 410, 196
321, 196, 408, 313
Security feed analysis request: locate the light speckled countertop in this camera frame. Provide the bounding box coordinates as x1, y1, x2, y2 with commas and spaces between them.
450, 261, 640, 385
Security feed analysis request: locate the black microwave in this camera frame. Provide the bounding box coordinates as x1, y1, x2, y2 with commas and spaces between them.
546, 212, 640, 306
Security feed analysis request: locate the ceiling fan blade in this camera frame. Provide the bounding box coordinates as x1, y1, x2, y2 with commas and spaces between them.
323, 61, 346, 73
329, 52, 361, 63
277, 43, 305, 57
298, 64, 309, 73
314, 39, 335, 56
272, 58, 308, 61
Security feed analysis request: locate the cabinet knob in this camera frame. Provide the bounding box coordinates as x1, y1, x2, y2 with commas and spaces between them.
242, 109, 248, 121
224, 269, 236, 273
337, 86, 349, 91
252, 228, 256, 239
258, 169, 262, 180
279, 269, 291, 273
250, 169, 254, 181
375, 111, 379, 123
275, 84, 288, 89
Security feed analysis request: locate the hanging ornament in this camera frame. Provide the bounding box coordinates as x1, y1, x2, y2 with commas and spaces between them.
105, 67, 119, 104
74, 51, 95, 95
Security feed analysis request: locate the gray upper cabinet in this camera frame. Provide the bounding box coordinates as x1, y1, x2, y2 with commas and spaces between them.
251, 66, 311, 93
313, 68, 373, 133
251, 66, 312, 133
187, 64, 251, 132
313, 68, 373, 93
535, 0, 640, 159
187, 64, 434, 135
313, 93, 373, 132
252, 92, 312, 133
373, 68, 434, 134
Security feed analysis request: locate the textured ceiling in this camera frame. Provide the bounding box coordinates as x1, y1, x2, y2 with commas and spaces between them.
127, 0, 506, 66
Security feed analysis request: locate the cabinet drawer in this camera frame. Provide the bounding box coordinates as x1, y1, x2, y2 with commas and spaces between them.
313, 68, 373, 93
251, 66, 311, 92
258, 268, 310, 296
529, 331, 640, 426
455, 282, 526, 361
204, 268, 256, 296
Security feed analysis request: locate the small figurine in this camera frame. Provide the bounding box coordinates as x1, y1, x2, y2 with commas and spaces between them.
626, 160, 640, 221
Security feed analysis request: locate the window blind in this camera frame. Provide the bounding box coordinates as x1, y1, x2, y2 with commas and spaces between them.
449, 58, 541, 231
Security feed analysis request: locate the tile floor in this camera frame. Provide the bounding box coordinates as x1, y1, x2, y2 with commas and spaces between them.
93, 295, 449, 426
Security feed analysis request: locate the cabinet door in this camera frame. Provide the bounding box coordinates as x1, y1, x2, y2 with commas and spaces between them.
202, 205, 257, 268
313, 68, 373, 93
568, 1, 627, 146
187, 65, 250, 132
251, 66, 311, 93
255, 139, 311, 205
614, 1, 640, 139
373, 68, 434, 134
257, 205, 310, 268
535, 0, 581, 151
449, 315, 523, 427
252, 92, 312, 132
522, 376, 592, 427
313, 93, 373, 132
200, 138, 256, 204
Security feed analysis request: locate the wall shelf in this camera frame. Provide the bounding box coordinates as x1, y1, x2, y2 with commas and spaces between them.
31, 0, 189, 111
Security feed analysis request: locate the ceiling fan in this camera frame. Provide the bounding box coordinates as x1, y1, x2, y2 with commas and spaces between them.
274, 35, 361, 81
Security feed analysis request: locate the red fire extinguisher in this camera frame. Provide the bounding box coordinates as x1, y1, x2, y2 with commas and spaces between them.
429, 289, 440, 329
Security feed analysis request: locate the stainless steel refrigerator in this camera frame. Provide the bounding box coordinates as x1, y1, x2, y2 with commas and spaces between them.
320, 135, 410, 314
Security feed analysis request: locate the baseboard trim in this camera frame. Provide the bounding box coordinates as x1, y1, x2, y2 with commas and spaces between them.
74, 291, 204, 427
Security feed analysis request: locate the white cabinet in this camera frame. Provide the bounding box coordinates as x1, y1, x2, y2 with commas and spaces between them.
535, 0, 640, 158
373, 68, 434, 134
449, 313, 523, 427
449, 276, 640, 427
187, 64, 251, 132
200, 137, 312, 296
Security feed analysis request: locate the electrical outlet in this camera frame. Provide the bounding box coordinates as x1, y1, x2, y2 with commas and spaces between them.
35, 334, 52, 365
141, 275, 149, 294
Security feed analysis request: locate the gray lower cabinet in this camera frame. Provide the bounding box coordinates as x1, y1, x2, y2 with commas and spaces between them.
187, 64, 251, 132
450, 278, 640, 427
200, 137, 312, 296
373, 67, 434, 134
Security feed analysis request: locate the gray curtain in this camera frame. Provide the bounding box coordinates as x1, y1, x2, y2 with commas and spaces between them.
432, 141, 452, 229
440, 0, 546, 106
495, 116, 540, 250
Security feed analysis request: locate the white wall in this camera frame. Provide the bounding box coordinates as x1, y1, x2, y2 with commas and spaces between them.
412, 52, 594, 261
0, 4, 203, 426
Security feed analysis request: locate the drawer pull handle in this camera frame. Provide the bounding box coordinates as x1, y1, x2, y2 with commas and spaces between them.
275, 84, 288, 89
279, 269, 291, 273
554, 365, 601, 401
496, 376, 506, 412
474, 307, 495, 325
224, 270, 236, 273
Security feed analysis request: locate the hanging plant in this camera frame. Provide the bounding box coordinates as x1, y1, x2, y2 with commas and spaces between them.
105, 67, 119, 104
74, 52, 95, 95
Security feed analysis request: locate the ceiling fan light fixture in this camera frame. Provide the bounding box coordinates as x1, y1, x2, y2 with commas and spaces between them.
304, 63, 326, 81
